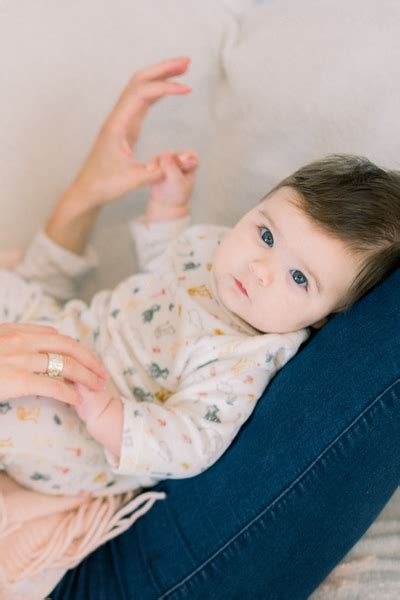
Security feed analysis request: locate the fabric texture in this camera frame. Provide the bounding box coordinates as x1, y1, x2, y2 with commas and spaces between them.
0, 472, 165, 600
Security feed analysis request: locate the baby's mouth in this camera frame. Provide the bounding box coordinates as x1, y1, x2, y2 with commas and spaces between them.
233, 277, 249, 297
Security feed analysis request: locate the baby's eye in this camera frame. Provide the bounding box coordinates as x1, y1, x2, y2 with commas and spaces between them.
290, 269, 308, 289
260, 226, 274, 247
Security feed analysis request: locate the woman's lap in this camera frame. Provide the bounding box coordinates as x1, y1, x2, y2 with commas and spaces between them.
51, 268, 400, 600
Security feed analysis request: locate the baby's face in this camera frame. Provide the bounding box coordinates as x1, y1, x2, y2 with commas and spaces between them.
213, 186, 362, 333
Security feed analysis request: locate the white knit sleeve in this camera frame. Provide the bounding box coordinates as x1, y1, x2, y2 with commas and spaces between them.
129, 214, 191, 272
14, 230, 98, 301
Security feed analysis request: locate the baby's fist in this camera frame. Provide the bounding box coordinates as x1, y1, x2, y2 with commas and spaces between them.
74, 382, 113, 427
74, 380, 123, 458
147, 149, 198, 219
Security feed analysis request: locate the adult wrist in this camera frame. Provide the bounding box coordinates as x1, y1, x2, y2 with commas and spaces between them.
52, 182, 100, 221
45, 185, 101, 255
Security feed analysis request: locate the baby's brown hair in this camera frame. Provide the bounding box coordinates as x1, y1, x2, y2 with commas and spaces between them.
266, 154, 400, 313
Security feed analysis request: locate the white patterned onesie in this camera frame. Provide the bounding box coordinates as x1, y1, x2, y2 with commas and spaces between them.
0, 214, 310, 497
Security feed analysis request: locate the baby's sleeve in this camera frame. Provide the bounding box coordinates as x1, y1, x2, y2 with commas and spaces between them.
129, 214, 191, 273
102, 330, 309, 479
14, 230, 98, 301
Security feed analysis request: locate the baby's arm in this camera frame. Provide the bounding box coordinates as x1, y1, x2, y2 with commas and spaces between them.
129, 150, 198, 272
73, 332, 308, 479
74, 380, 124, 459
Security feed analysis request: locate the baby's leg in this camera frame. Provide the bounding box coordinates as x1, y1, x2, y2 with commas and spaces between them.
0, 395, 119, 496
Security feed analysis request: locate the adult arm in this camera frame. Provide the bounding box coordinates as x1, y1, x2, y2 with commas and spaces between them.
43, 57, 194, 256
13, 58, 195, 300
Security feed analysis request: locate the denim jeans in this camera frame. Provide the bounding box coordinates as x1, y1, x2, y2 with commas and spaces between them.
51, 268, 400, 600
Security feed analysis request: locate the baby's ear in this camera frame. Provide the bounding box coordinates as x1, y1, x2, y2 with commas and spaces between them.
310, 316, 329, 329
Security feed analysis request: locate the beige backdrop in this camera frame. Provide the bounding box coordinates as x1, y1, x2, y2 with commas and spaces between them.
0, 1, 399, 597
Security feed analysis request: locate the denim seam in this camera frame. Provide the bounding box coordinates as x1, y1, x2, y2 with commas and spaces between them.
159, 377, 400, 599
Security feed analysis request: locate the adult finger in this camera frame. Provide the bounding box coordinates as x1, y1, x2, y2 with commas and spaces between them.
132, 56, 191, 83
0, 322, 58, 336
127, 79, 191, 109
1, 332, 107, 379
1, 366, 81, 405
5, 352, 105, 392
108, 80, 192, 145
124, 161, 166, 189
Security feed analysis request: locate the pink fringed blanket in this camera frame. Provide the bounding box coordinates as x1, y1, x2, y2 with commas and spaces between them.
0, 472, 166, 600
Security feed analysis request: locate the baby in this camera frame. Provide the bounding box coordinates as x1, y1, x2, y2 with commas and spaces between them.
0, 57, 399, 498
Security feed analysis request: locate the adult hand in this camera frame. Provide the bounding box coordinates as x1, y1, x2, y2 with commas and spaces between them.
0, 323, 108, 405
70, 56, 193, 209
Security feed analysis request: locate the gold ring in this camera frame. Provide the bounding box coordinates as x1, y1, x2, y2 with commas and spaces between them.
46, 353, 64, 378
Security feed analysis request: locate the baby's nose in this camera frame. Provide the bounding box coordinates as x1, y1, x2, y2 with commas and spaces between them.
249, 260, 273, 286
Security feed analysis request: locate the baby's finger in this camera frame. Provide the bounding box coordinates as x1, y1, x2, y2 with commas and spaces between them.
160, 153, 186, 182
133, 56, 191, 83
177, 151, 199, 173
74, 382, 114, 425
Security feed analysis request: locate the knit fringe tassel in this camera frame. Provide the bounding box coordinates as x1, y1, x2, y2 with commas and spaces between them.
0, 486, 166, 590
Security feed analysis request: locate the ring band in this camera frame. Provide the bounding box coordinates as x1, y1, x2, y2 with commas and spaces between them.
46, 353, 64, 378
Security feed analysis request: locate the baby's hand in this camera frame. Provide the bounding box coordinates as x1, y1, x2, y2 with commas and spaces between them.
146, 149, 199, 222
74, 379, 123, 458
69, 57, 192, 210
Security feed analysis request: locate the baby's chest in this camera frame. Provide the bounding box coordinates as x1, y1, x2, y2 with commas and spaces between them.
107, 272, 227, 392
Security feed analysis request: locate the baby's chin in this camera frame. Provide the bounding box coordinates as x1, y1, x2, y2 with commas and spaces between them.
241, 313, 309, 334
